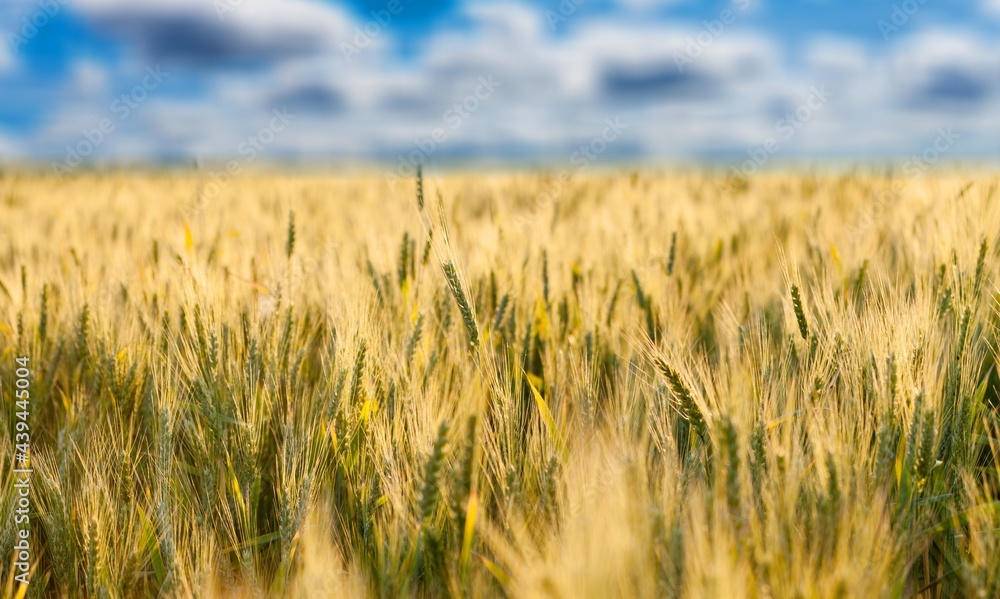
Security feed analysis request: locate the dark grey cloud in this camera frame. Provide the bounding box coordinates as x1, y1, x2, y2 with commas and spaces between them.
911, 66, 994, 107
103, 14, 320, 64
271, 84, 345, 114
378, 93, 442, 117
73, 0, 352, 67
600, 63, 718, 101
764, 97, 795, 122
87, 13, 323, 65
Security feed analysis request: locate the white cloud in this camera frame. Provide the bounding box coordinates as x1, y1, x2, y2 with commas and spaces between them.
0, 133, 17, 158
804, 38, 867, 77
69, 60, 110, 97
462, 1, 544, 40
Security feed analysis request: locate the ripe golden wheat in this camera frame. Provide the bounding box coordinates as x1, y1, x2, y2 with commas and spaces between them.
0, 170, 999, 598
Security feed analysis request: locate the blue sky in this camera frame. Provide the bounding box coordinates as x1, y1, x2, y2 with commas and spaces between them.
1, 0, 998, 169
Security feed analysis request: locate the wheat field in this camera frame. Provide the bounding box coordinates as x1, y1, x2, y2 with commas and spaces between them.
1, 170, 999, 598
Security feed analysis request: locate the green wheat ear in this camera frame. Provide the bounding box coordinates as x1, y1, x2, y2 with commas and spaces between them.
654, 357, 708, 444
419, 420, 449, 523
973, 238, 987, 297
398, 231, 411, 288
667, 231, 677, 276
791, 284, 809, 340
542, 249, 550, 307
38, 283, 48, 345
422, 230, 434, 266
76, 303, 91, 357
285, 210, 296, 260
416, 163, 425, 210
406, 313, 424, 368
606, 278, 623, 327
492, 293, 510, 333
451, 416, 477, 525
349, 340, 367, 405
718, 416, 740, 514
443, 262, 480, 349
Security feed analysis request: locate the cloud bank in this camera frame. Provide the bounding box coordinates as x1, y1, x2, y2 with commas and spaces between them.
1, 0, 998, 164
